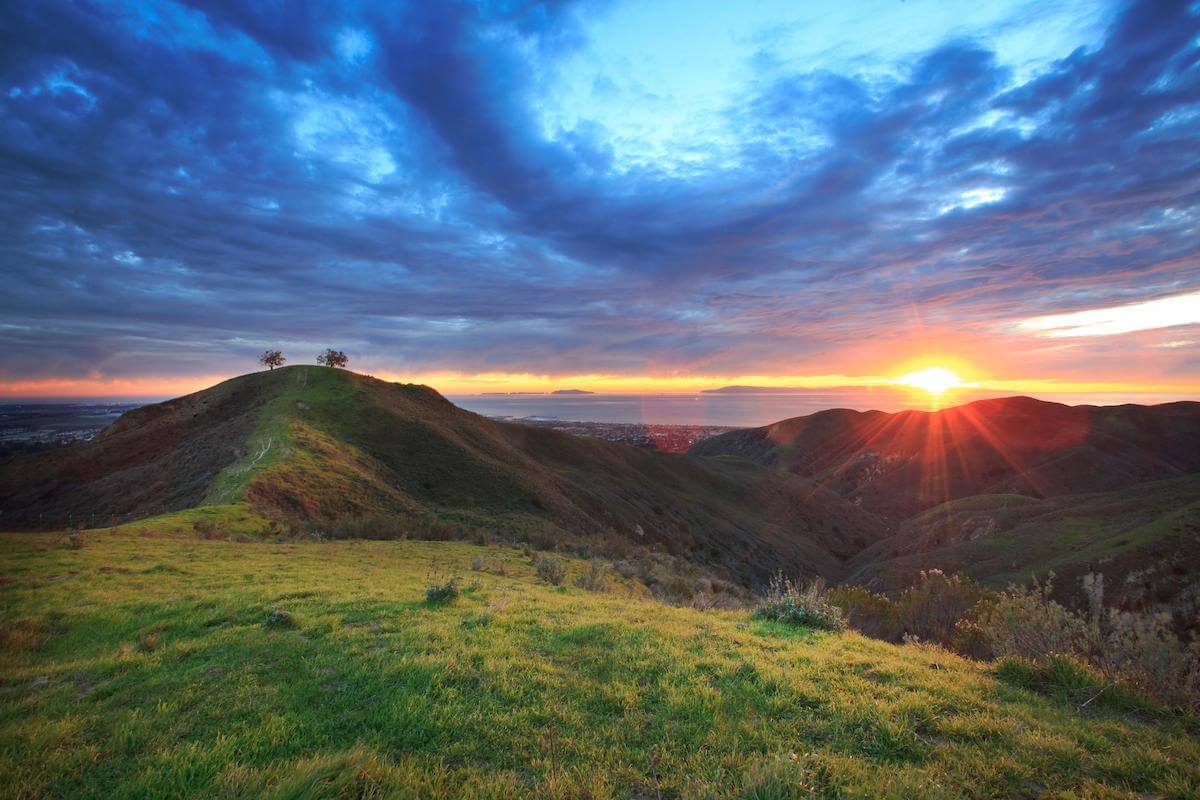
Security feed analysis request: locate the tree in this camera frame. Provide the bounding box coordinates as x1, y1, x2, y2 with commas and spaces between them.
317, 348, 348, 368
258, 350, 286, 370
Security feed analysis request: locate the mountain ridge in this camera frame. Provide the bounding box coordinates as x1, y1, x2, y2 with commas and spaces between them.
689, 394, 1200, 518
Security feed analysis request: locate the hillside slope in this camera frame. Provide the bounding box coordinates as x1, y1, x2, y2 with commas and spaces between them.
2, 531, 1196, 799
845, 476, 1200, 628
689, 396, 1200, 519
0, 366, 886, 584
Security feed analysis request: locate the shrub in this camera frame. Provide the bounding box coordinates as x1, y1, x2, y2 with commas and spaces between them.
754, 574, 846, 631
192, 518, 224, 540
972, 574, 1200, 713
424, 578, 460, 604
1094, 610, 1200, 710
574, 559, 612, 592
970, 578, 1087, 661
535, 555, 568, 586
1080, 573, 1199, 712
828, 585, 903, 641
896, 570, 988, 646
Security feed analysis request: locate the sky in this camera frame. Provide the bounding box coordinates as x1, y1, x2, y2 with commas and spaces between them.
1, 0, 1198, 400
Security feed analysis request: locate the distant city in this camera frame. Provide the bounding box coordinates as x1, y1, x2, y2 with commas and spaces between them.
0, 402, 141, 459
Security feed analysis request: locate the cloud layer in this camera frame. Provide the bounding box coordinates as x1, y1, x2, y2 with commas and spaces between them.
0, 0, 1197, 391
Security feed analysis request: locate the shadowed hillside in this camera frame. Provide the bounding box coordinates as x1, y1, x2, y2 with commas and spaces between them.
0, 366, 886, 585
690, 397, 1200, 621
845, 475, 1200, 629
690, 396, 1200, 518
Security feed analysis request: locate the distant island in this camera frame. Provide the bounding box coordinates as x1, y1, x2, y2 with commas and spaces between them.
702, 385, 809, 394
477, 389, 596, 396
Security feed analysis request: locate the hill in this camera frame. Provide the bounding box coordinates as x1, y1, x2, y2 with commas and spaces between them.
0, 366, 886, 586
2, 529, 1196, 798
689, 396, 1200, 519
845, 475, 1200, 628
690, 396, 1200, 619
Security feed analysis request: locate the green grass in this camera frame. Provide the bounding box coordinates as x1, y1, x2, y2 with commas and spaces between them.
848, 475, 1200, 593
2, 529, 1198, 799
113, 505, 274, 538
203, 367, 353, 505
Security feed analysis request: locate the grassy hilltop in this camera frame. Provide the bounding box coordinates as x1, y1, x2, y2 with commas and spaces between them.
0, 366, 884, 588
3, 529, 1198, 799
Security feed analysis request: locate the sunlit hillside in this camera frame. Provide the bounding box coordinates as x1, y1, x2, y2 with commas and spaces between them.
3, 529, 1198, 799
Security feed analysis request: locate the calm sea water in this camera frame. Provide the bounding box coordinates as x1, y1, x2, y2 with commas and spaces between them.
448, 388, 1197, 428
450, 389, 943, 427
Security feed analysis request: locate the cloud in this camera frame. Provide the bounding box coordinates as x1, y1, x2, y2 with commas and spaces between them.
0, 0, 1197, 389
1019, 290, 1200, 337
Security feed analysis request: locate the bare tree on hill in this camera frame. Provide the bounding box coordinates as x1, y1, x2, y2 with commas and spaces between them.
317, 349, 349, 368
258, 350, 286, 370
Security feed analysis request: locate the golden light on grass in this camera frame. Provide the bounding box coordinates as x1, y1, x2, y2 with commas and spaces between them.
894, 366, 966, 396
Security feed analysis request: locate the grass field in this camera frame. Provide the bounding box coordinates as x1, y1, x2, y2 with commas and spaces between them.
2, 528, 1198, 799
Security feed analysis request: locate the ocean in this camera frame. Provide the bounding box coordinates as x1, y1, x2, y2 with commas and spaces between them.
447, 387, 1198, 428
450, 389, 943, 427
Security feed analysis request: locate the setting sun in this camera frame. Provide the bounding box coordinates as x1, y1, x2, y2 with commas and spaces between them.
896, 367, 966, 396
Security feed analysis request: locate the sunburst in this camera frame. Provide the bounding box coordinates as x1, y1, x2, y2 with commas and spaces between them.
895, 367, 965, 396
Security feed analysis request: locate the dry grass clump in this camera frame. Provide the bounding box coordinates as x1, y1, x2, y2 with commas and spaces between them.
740, 753, 824, 800
573, 559, 613, 592
192, 518, 226, 540
534, 555, 568, 586
469, 555, 509, 575
0, 618, 48, 652
754, 574, 846, 631
829, 570, 986, 648
606, 552, 748, 607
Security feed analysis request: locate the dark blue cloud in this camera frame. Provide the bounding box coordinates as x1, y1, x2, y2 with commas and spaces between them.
0, 0, 1197, 385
